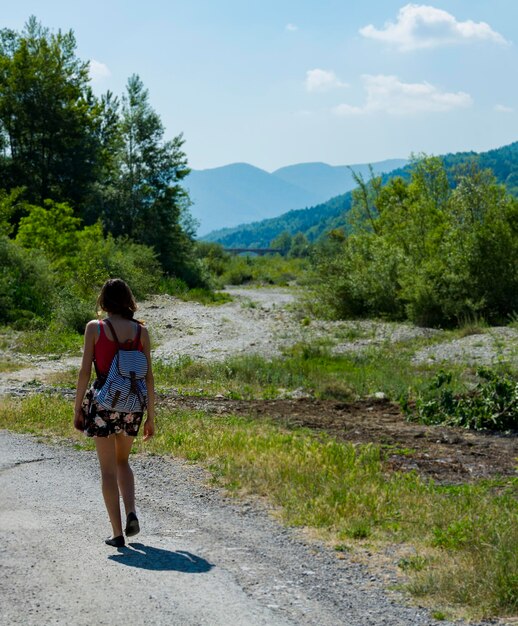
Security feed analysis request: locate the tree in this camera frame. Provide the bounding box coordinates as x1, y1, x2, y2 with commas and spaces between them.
289, 232, 311, 258
0, 17, 102, 211
106, 74, 197, 277
312, 157, 518, 326
15, 199, 81, 263
271, 231, 292, 255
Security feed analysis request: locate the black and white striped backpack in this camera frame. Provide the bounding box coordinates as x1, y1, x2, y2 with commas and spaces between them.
96, 319, 148, 413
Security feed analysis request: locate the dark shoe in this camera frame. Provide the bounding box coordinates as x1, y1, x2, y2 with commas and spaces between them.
105, 535, 125, 547
125, 512, 140, 537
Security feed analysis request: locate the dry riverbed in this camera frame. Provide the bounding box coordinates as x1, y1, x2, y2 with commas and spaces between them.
1, 286, 517, 485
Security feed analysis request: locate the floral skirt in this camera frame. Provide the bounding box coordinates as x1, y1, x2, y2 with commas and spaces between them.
82, 386, 143, 438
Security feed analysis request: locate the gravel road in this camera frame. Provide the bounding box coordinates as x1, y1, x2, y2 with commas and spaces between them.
0, 430, 476, 626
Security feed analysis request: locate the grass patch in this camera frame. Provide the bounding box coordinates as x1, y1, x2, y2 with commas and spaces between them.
0, 394, 93, 449
176, 288, 233, 306
44, 367, 80, 388
160, 277, 233, 306
151, 342, 465, 402
0, 394, 516, 619
13, 328, 83, 356
0, 359, 26, 373
218, 255, 309, 287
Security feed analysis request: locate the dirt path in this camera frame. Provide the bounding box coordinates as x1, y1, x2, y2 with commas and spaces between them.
1, 430, 456, 626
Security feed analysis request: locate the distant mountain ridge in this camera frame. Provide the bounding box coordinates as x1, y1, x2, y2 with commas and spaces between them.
202, 141, 518, 248
187, 159, 407, 235
272, 159, 406, 199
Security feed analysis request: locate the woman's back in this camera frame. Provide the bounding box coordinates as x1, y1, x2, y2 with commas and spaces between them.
94, 318, 143, 377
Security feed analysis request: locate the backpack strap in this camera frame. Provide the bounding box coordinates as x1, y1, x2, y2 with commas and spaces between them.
104, 318, 122, 348
133, 322, 142, 349
104, 318, 141, 349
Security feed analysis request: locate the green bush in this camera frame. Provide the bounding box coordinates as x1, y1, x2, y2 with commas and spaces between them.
0, 236, 55, 327
312, 159, 518, 327
72, 224, 163, 301
312, 235, 405, 319
52, 287, 96, 334
404, 368, 518, 431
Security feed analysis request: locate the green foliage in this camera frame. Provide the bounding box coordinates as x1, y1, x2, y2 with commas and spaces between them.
4, 205, 163, 332
15, 200, 81, 263
311, 234, 405, 319
270, 230, 292, 255
103, 74, 201, 282
0, 188, 24, 236
218, 255, 308, 286
270, 230, 311, 258
404, 368, 518, 431
0, 236, 54, 327
0, 17, 101, 210
194, 241, 231, 280
312, 158, 518, 326
0, 19, 202, 288
289, 231, 311, 258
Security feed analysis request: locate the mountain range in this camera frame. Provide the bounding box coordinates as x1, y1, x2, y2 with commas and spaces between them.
187, 159, 407, 235
202, 141, 518, 249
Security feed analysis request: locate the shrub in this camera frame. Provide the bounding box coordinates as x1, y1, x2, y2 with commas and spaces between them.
0, 236, 55, 327
404, 368, 518, 431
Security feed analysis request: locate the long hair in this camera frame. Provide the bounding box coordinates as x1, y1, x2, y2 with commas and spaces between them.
97, 279, 137, 320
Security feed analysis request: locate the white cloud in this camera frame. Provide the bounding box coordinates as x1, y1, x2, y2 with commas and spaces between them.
305, 69, 348, 93
285, 23, 298, 32
333, 103, 363, 116
494, 104, 514, 113
89, 59, 111, 82
360, 4, 508, 51
333, 74, 472, 116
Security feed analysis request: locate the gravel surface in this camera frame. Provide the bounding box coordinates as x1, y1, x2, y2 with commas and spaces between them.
1, 288, 516, 396
0, 430, 494, 626
412, 327, 518, 366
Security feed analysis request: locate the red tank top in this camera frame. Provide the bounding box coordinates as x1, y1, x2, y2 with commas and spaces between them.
94, 320, 144, 377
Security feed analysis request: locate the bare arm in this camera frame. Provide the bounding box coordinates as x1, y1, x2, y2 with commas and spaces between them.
141, 326, 155, 441
73, 321, 96, 431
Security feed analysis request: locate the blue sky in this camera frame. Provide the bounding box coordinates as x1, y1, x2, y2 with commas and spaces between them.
3, 1, 518, 170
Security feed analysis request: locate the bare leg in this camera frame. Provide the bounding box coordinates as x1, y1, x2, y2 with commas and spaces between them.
95, 436, 123, 537
115, 434, 136, 517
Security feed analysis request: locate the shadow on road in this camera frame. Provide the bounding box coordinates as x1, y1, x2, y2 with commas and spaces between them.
109, 542, 214, 573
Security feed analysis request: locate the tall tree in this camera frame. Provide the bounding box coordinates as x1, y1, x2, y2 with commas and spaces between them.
0, 17, 101, 211
106, 74, 195, 276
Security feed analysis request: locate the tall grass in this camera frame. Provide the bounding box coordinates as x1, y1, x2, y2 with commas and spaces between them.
0, 394, 515, 618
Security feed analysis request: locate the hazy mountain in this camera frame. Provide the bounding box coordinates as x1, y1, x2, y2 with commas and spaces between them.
186, 163, 321, 236
203, 141, 518, 248
187, 159, 407, 235
272, 159, 406, 200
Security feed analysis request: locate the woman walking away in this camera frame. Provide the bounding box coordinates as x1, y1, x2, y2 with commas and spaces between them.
73, 278, 155, 547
